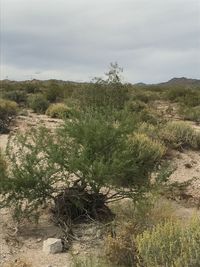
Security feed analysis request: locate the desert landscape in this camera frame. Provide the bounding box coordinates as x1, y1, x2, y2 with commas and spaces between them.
0, 73, 200, 267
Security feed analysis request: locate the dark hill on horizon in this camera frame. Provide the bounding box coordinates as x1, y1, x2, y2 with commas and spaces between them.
158, 77, 200, 87
1, 77, 200, 88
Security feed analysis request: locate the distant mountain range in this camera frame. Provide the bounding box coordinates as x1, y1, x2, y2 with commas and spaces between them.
134, 77, 200, 87
1, 77, 200, 87
158, 77, 200, 87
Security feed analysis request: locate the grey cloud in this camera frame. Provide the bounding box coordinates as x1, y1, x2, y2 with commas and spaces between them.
0, 0, 200, 82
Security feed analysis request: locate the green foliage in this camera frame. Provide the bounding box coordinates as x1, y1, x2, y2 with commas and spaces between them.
0, 99, 18, 118
137, 122, 159, 140
45, 82, 63, 102
181, 91, 200, 107
166, 87, 200, 107
137, 108, 160, 125
126, 100, 147, 113
179, 105, 200, 123
0, 99, 18, 133
3, 90, 27, 104
25, 84, 40, 94
74, 63, 129, 111
160, 121, 200, 149
132, 90, 160, 103
74, 83, 129, 111
0, 127, 60, 220
106, 196, 176, 266
46, 103, 71, 118
136, 217, 200, 267
58, 111, 164, 188
0, 109, 164, 221
28, 93, 49, 114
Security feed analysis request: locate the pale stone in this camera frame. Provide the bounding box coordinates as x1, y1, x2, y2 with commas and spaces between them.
43, 238, 63, 254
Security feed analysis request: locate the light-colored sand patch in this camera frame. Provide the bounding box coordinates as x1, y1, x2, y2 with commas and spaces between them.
169, 150, 200, 200
0, 135, 9, 152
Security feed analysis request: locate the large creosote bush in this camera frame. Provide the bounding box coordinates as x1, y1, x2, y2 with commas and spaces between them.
136, 217, 200, 267
0, 109, 164, 222
28, 93, 49, 114
0, 99, 18, 133
73, 63, 129, 111
45, 82, 64, 102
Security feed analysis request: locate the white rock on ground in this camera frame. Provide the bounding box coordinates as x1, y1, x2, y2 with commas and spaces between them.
43, 238, 63, 254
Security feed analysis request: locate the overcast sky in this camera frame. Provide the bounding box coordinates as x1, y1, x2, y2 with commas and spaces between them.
0, 0, 200, 83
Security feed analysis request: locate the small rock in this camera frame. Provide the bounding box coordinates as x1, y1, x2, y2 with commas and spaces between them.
184, 163, 192, 168
96, 229, 101, 238
73, 251, 79, 255
43, 238, 63, 254
36, 238, 42, 243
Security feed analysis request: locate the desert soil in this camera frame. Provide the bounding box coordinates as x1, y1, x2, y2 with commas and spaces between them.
0, 111, 200, 267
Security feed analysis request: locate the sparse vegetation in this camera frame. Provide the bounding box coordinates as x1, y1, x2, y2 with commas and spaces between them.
0, 66, 200, 267
136, 217, 200, 267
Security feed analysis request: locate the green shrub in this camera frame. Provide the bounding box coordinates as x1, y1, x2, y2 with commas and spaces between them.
137, 122, 159, 140
166, 87, 188, 101
45, 82, 63, 102
25, 84, 40, 94
126, 100, 161, 125
46, 103, 71, 118
132, 90, 160, 103
160, 121, 200, 149
179, 105, 200, 123
3, 90, 27, 104
136, 217, 200, 267
137, 108, 160, 125
74, 83, 129, 111
0, 110, 164, 222
181, 92, 200, 107
0, 98, 18, 118
0, 99, 18, 133
106, 196, 176, 266
73, 64, 129, 111
28, 94, 49, 114
166, 87, 200, 107
126, 100, 147, 113
128, 133, 165, 184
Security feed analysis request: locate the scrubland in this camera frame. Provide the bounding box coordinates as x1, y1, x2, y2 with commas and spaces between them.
0, 65, 200, 267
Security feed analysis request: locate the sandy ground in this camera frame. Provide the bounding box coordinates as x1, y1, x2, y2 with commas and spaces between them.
0, 206, 104, 267
0, 110, 200, 267
169, 150, 200, 199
